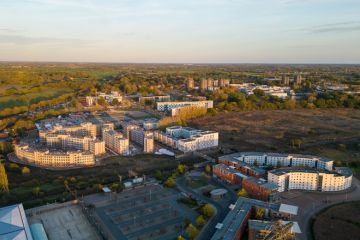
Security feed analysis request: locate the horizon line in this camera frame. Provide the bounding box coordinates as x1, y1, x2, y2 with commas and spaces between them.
0, 60, 360, 65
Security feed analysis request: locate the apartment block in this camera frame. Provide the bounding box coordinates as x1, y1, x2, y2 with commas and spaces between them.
102, 129, 129, 155
268, 168, 352, 192
14, 144, 95, 168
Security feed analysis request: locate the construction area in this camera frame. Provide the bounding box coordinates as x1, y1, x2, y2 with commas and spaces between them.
83, 184, 197, 240
26, 202, 100, 240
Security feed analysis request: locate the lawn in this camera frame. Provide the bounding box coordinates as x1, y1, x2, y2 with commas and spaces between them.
0, 87, 71, 110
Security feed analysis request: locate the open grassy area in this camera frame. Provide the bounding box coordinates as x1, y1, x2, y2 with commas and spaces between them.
0, 87, 71, 110
191, 109, 360, 168
313, 201, 360, 240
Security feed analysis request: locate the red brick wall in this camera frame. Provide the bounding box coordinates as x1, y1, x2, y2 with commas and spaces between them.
242, 179, 271, 201
213, 167, 242, 185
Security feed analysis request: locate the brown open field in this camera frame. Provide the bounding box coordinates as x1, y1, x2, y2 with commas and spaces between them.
313, 201, 360, 240
190, 109, 360, 165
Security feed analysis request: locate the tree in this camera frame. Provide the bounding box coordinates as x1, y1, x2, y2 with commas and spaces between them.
111, 183, 120, 192
205, 165, 212, 174
154, 170, 163, 180
177, 236, 185, 240
9, 163, 20, 172
255, 208, 265, 220
21, 166, 30, 175
32, 186, 41, 196
291, 138, 302, 149
237, 188, 248, 198
186, 224, 199, 239
196, 215, 206, 227
164, 177, 176, 188
0, 163, 9, 192
202, 204, 215, 218
276, 160, 282, 168
253, 160, 258, 166
177, 164, 187, 174
112, 98, 120, 106
97, 96, 107, 106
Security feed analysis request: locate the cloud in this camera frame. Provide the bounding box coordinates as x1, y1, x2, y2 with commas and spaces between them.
309, 21, 360, 33
0, 33, 95, 46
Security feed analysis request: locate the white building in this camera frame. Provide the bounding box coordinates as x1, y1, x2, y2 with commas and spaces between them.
130, 128, 154, 153
156, 101, 213, 114
44, 133, 105, 156
154, 126, 218, 152
86, 91, 122, 106
268, 168, 352, 192
232, 152, 333, 171
102, 129, 129, 155
14, 144, 95, 168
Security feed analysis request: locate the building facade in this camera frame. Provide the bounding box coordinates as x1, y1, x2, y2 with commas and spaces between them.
213, 164, 247, 185
242, 177, 278, 201
102, 129, 129, 155
14, 144, 95, 168
225, 152, 333, 171
268, 168, 352, 192
156, 100, 213, 113
44, 133, 105, 156
154, 126, 218, 152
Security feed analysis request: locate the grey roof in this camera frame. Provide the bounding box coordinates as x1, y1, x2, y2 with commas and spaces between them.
244, 177, 278, 191
269, 167, 352, 178
218, 154, 266, 175
335, 167, 353, 177
0, 204, 33, 240
211, 197, 292, 240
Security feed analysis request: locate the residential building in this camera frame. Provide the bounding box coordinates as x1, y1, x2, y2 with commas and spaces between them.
268, 167, 352, 192
44, 133, 105, 156
242, 177, 278, 201
86, 91, 122, 106
14, 144, 95, 168
138, 95, 171, 103
218, 153, 266, 178
282, 74, 290, 85
38, 121, 97, 141
219, 79, 231, 87
225, 152, 333, 171
102, 129, 129, 155
295, 74, 302, 85
211, 198, 298, 240
213, 164, 248, 185
130, 128, 154, 153
187, 77, 195, 90
140, 118, 159, 130
200, 79, 208, 90
156, 100, 213, 114
155, 126, 218, 152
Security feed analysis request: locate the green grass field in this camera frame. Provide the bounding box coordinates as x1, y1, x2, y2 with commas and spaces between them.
0, 87, 71, 110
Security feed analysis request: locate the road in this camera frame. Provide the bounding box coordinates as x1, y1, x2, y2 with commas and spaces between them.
176, 176, 236, 240
278, 177, 360, 240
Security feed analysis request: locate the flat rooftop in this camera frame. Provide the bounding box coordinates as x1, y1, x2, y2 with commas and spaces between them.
211, 197, 283, 240
269, 167, 352, 177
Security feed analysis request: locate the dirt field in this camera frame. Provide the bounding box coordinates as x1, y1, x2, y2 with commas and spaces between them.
313, 201, 360, 240
190, 109, 360, 164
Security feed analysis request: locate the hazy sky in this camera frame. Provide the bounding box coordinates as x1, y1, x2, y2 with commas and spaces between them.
0, 0, 360, 63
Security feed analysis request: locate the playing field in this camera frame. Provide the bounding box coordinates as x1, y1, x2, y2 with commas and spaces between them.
84, 184, 197, 240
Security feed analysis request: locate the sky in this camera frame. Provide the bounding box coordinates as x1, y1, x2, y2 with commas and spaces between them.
0, 0, 360, 63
